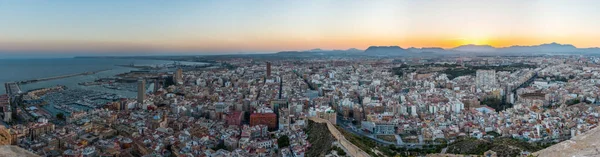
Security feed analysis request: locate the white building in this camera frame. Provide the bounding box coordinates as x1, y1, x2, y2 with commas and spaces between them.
452, 101, 465, 113
476, 70, 498, 89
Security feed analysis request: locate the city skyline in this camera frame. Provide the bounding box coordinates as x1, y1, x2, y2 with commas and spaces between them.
1, 0, 600, 54
3, 1, 600, 156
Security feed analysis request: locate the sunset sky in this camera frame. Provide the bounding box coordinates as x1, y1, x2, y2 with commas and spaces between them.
1, 0, 599, 54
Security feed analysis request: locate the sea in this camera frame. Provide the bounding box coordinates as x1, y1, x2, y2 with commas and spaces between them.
0, 58, 206, 97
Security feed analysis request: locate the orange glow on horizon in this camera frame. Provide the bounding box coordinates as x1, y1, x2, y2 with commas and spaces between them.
1, 35, 598, 53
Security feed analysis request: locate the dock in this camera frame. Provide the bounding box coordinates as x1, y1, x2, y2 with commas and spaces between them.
4, 82, 21, 96
18, 69, 110, 84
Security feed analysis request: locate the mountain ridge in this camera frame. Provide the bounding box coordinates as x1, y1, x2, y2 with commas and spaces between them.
275, 42, 600, 56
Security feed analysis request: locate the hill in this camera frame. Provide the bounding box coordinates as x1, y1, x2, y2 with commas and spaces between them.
305, 120, 335, 157
0, 145, 39, 157
268, 42, 600, 58
534, 126, 600, 157
446, 137, 547, 156
364, 46, 409, 56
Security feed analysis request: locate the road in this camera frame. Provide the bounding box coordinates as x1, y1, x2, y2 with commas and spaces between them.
309, 117, 371, 157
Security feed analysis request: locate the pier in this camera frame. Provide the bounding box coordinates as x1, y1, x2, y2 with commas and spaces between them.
4, 82, 21, 96
18, 69, 110, 84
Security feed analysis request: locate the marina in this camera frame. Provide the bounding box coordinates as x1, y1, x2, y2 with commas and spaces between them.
41, 88, 121, 108
24, 88, 120, 118
2, 58, 208, 123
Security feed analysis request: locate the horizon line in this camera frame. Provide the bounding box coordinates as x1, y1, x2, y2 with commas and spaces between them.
1, 41, 599, 56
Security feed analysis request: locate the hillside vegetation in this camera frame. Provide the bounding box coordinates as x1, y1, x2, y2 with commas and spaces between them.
447, 137, 550, 157
305, 120, 335, 157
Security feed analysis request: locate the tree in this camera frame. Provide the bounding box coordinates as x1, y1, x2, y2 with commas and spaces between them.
337, 148, 347, 156
214, 142, 227, 150
278, 135, 290, 148
330, 146, 347, 156
566, 99, 580, 106
481, 97, 512, 111
56, 113, 65, 120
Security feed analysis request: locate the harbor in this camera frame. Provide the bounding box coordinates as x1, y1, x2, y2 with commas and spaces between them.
24, 87, 121, 120
1, 58, 210, 123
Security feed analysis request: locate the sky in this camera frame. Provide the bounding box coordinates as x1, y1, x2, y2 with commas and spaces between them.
0, 0, 599, 56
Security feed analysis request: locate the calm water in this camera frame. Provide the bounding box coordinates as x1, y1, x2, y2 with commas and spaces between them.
0, 58, 204, 97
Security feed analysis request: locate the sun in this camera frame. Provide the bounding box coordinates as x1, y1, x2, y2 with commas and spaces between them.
459, 38, 490, 45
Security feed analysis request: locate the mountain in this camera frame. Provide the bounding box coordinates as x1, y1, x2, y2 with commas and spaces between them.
582, 47, 600, 52
308, 48, 324, 52
276, 42, 600, 56
275, 48, 362, 55
301, 48, 362, 53
502, 42, 577, 53
345, 48, 362, 53
447, 42, 596, 55
364, 46, 409, 56
451, 42, 586, 53
407, 47, 446, 53
452, 44, 497, 52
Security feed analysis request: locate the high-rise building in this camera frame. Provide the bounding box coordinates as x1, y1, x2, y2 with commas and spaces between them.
174, 68, 183, 85
3, 83, 8, 95
0, 94, 11, 123
476, 70, 497, 89
266, 62, 271, 77
137, 79, 145, 105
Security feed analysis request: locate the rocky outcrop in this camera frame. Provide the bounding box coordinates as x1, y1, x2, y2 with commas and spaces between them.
309, 117, 371, 157
306, 120, 335, 157
534, 126, 600, 157
0, 145, 39, 157
446, 137, 544, 157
